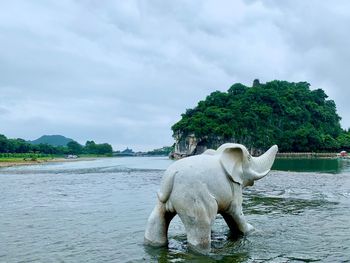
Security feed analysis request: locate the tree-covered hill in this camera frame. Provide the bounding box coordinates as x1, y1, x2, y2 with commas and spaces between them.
172, 80, 349, 153
0, 134, 113, 156
28, 135, 73, 146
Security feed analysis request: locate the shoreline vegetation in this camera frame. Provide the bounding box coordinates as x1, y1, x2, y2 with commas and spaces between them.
0, 157, 92, 168
1, 152, 348, 169
0, 134, 175, 169
0, 134, 115, 169
0, 135, 114, 157
0, 154, 107, 168
276, 152, 345, 159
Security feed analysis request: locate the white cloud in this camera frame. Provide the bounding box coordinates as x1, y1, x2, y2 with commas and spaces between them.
1, 0, 349, 151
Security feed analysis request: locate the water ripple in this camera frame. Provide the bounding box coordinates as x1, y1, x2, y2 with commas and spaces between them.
0, 158, 349, 262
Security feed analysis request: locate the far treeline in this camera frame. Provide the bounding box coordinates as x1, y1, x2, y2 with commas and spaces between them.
0, 135, 113, 156
172, 80, 350, 153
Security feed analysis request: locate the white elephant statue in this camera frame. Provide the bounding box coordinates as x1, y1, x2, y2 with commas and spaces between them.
144, 143, 278, 253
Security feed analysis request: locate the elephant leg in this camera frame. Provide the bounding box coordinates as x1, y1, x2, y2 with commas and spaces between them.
222, 202, 254, 235
221, 212, 241, 236
144, 200, 176, 247
178, 199, 218, 254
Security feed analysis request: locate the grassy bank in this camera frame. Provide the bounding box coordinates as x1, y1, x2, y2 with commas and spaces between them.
0, 153, 112, 168
0, 153, 111, 160
0, 157, 54, 162
0, 153, 56, 162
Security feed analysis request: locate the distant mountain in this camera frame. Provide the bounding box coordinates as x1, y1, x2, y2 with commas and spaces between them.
28, 135, 74, 146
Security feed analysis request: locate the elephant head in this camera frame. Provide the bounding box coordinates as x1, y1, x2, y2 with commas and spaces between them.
217, 143, 278, 187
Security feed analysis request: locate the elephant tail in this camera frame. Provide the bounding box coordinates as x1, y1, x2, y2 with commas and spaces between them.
157, 169, 177, 203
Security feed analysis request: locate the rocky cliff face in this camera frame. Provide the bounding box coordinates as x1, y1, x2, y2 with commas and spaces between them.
170, 133, 197, 159
170, 133, 228, 159
170, 133, 263, 159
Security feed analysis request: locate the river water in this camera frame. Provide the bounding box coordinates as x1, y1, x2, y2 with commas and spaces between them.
0, 157, 349, 262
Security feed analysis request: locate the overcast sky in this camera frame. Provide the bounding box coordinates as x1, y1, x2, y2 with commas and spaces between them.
1, 0, 350, 151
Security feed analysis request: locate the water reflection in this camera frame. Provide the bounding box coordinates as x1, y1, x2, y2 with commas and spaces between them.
272, 158, 350, 174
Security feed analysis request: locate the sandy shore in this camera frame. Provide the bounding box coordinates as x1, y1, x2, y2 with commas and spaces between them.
0, 157, 96, 168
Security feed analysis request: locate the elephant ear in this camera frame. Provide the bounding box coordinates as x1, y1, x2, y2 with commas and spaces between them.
217, 143, 248, 185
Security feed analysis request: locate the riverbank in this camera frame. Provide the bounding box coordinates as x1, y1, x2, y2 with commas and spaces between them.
0, 157, 96, 168
276, 152, 343, 159
171, 151, 345, 160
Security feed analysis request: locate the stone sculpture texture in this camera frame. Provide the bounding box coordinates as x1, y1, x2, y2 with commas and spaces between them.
144, 143, 278, 253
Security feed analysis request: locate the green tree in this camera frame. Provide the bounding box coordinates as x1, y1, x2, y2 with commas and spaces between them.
84, 140, 97, 154
337, 132, 350, 150
95, 143, 113, 155
172, 80, 344, 152
0, 134, 9, 152
84, 141, 113, 155
67, 141, 83, 155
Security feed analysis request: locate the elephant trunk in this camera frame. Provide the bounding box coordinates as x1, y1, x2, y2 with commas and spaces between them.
248, 145, 278, 181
